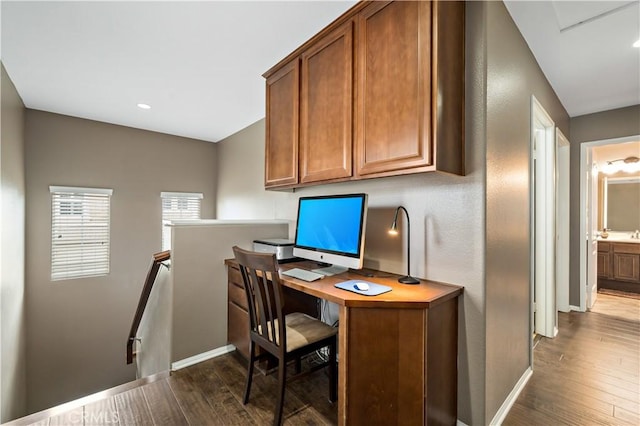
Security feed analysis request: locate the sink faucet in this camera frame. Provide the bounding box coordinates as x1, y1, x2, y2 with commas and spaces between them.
633, 230, 640, 239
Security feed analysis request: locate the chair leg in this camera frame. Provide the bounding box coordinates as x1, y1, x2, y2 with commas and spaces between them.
243, 341, 256, 404
328, 338, 337, 403
273, 357, 287, 426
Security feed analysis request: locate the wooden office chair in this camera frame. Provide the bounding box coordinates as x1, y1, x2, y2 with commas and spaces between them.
232, 246, 337, 425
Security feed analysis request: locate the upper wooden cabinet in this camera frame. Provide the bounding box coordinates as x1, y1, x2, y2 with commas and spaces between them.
263, 0, 465, 189
265, 60, 299, 187
355, 1, 432, 177
300, 20, 354, 184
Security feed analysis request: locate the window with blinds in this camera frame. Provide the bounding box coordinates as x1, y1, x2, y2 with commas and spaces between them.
161, 192, 203, 250
50, 186, 113, 281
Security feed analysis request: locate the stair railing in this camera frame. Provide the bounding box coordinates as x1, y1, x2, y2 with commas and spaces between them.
126, 250, 171, 364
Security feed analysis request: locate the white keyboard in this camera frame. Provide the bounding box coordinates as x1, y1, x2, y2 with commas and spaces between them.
282, 268, 324, 282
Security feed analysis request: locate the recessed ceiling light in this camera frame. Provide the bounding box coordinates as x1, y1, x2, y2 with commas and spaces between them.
137, 103, 151, 110
634, 39, 640, 48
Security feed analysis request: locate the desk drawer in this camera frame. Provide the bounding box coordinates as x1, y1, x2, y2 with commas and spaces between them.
228, 301, 250, 359
228, 281, 248, 311
228, 264, 244, 286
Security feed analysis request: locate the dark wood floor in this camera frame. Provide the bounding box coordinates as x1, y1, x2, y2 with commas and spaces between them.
11, 293, 639, 426
16, 353, 336, 426
504, 293, 640, 425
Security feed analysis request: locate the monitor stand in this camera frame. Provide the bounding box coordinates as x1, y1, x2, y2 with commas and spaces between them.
312, 264, 348, 276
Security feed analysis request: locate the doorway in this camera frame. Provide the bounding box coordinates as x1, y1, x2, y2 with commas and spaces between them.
579, 134, 640, 311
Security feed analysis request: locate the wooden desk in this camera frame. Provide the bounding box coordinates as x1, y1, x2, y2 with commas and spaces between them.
226, 259, 463, 425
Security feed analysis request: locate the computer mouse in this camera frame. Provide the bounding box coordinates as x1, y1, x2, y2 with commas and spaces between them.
354, 282, 369, 291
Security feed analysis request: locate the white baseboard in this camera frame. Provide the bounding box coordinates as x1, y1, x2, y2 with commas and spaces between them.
569, 304, 582, 312
456, 420, 470, 426
171, 344, 236, 371
489, 367, 532, 425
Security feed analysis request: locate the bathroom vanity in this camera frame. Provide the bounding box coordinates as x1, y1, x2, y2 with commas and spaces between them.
598, 239, 640, 294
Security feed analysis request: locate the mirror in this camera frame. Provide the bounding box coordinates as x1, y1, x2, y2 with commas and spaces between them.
602, 176, 640, 231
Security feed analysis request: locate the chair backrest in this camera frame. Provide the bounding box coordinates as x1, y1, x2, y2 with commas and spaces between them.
232, 246, 286, 356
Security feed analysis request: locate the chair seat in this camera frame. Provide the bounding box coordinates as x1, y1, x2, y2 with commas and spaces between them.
283, 313, 337, 352
260, 313, 337, 353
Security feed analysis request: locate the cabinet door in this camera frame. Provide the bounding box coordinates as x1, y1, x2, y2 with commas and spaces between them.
355, 0, 433, 177
612, 252, 640, 283
300, 21, 354, 184
597, 252, 610, 278
265, 60, 299, 187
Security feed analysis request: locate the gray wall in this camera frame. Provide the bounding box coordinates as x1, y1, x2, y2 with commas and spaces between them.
216, 119, 288, 219
24, 110, 217, 413
569, 105, 640, 306
485, 1, 569, 421
170, 221, 288, 362
1, 64, 27, 422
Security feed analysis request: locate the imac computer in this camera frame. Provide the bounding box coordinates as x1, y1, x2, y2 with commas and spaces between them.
293, 193, 368, 275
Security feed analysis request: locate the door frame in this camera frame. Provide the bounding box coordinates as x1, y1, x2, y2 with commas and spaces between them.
530, 96, 557, 339
556, 130, 570, 313
579, 134, 640, 311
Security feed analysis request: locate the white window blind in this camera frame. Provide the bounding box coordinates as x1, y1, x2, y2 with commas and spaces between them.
161, 192, 203, 250
50, 186, 113, 281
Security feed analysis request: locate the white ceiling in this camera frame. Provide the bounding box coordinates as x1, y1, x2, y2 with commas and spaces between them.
1, 0, 357, 142
1, 1, 639, 143
504, 0, 640, 117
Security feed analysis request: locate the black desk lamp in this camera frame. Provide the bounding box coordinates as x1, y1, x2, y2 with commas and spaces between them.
388, 206, 420, 284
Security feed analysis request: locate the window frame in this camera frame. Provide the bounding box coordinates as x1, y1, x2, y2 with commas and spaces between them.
50, 186, 113, 281
161, 191, 203, 250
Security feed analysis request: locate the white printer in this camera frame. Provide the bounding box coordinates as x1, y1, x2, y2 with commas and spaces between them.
252, 238, 297, 262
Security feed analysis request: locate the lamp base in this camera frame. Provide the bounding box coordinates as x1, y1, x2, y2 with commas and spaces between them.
398, 275, 420, 285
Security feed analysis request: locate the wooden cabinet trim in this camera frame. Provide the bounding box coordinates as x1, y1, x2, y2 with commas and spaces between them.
263, 2, 370, 79
431, 0, 465, 175
612, 243, 640, 254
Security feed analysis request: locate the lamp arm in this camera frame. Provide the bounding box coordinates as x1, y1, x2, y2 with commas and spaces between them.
396, 206, 410, 277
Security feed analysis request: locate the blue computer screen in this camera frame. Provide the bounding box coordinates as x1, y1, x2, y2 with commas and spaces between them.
295, 194, 366, 256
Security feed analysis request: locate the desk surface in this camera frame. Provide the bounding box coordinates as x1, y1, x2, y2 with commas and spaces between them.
226, 259, 463, 309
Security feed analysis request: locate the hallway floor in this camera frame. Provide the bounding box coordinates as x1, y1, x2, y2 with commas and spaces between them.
504, 293, 640, 425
